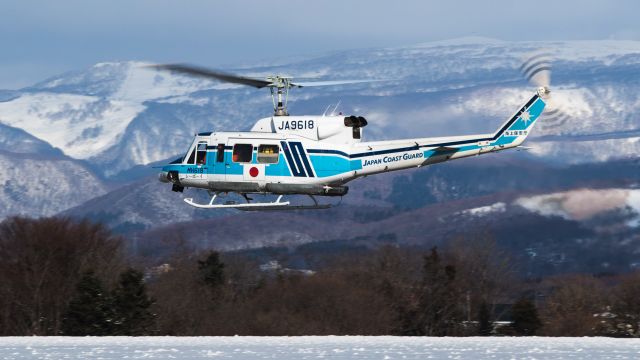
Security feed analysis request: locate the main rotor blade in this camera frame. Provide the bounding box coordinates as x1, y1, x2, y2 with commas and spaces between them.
291, 79, 380, 87
149, 64, 272, 88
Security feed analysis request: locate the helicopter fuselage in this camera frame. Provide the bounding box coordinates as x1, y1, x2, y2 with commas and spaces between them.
159, 93, 545, 200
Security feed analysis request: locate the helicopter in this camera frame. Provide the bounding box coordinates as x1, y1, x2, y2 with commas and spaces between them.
154, 55, 553, 211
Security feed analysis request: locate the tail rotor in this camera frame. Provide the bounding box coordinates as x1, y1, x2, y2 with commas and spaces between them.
520, 50, 572, 130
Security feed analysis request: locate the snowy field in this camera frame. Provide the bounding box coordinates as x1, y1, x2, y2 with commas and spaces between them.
0, 336, 639, 359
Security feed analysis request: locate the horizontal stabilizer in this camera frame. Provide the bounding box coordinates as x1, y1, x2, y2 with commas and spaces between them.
432, 146, 459, 153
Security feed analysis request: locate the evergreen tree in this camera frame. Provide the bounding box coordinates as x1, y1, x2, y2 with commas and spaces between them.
111, 268, 155, 335
61, 271, 113, 336
477, 301, 493, 336
511, 298, 542, 336
198, 251, 225, 290
410, 247, 461, 336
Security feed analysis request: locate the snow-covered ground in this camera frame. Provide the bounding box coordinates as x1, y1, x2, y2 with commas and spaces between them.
1, 336, 639, 359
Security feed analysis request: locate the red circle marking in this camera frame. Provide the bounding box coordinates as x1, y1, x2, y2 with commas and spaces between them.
249, 167, 259, 177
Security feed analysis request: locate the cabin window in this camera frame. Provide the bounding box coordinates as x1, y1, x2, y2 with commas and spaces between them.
257, 144, 279, 164
232, 143, 253, 163
216, 143, 225, 163
195, 142, 207, 165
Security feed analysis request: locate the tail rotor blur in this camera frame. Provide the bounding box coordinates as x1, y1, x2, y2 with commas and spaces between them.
520, 51, 572, 130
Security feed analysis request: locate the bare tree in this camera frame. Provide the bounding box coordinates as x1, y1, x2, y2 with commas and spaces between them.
540, 275, 608, 336
0, 217, 125, 335
446, 234, 517, 325
602, 271, 640, 337
408, 247, 463, 336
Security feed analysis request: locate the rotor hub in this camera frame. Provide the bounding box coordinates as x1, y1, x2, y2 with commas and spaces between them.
537, 86, 551, 98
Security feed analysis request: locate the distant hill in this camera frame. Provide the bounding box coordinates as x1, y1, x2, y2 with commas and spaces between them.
100, 156, 640, 277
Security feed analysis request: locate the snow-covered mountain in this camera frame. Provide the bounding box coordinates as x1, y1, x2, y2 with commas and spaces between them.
0, 151, 107, 218
1, 38, 639, 179
1, 37, 640, 223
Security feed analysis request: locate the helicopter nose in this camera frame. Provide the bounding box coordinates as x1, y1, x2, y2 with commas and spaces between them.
158, 171, 170, 183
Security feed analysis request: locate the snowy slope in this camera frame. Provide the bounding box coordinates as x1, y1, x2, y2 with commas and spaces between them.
0, 152, 107, 218
61, 176, 233, 233
0, 38, 639, 178
0, 336, 639, 359
0, 92, 144, 158
0, 122, 64, 156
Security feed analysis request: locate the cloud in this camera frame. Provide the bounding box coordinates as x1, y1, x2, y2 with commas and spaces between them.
515, 188, 640, 221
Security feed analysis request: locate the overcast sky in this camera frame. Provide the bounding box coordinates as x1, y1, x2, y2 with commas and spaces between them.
1, 0, 638, 89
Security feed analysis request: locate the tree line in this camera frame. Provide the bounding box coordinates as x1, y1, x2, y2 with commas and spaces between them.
0, 216, 639, 336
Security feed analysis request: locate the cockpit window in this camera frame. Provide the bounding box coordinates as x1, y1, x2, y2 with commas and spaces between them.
185, 147, 195, 164
257, 144, 279, 164
232, 144, 253, 163
196, 142, 207, 165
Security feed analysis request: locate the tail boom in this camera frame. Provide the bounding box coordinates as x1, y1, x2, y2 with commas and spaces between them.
347, 93, 546, 178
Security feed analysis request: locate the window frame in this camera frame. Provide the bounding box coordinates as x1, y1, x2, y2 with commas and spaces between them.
216, 143, 225, 163
232, 143, 254, 163
256, 144, 280, 164
195, 142, 208, 165
184, 145, 196, 164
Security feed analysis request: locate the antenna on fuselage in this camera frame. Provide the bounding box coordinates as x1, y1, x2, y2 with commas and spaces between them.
330, 100, 342, 116
322, 104, 332, 117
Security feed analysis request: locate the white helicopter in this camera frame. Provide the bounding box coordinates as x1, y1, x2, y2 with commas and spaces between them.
155, 55, 553, 210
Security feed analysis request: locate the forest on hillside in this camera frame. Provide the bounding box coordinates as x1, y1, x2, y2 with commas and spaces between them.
0, 217, 639, 337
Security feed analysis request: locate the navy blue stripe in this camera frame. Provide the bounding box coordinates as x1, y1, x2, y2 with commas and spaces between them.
301, 155, 315, 177
288, 142, 307, 177
350, 145, 420, 159
307, 149, 350, 157
291, 142, 315, 177
307, 145, 420, 159
281, 141, 305, 177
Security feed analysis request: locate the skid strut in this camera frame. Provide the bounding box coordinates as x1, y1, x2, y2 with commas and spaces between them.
183, 193, 332, 211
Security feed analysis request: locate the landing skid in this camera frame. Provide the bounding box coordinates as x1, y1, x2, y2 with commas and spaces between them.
183, 194, 333, 211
